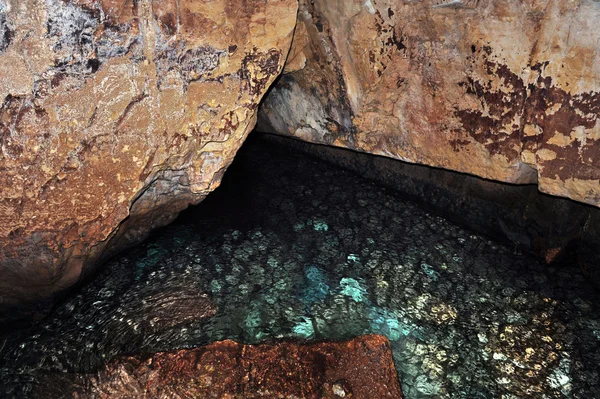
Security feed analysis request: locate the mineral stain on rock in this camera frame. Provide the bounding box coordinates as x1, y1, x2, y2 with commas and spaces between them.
525, 62, 600, 183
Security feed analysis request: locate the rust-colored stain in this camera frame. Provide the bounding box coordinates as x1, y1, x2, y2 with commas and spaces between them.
455, 54, 526, 159
455, 50, 600, 182
525, 62, 600, 181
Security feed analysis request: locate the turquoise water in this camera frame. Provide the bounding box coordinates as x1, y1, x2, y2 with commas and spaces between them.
1, 136, 599, 398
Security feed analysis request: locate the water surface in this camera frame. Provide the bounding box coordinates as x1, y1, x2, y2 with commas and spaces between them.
1, 135, 599, 398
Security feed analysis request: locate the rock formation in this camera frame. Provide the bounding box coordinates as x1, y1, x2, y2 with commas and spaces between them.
3, 0, 600, 309
259, 0, 600, 207
0, 0, 297, 306
39, 335, 403, 398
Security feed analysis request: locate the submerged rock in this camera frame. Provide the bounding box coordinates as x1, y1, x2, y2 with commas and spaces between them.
0, 0, 298, 307
40, 335, 403, 399
120, 285, 216, 334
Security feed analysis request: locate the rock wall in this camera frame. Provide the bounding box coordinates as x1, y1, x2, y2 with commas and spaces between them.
258, 0, 600, 207
0, 0, 297, 306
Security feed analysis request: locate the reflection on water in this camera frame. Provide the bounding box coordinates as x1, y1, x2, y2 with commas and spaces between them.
1, 136, 599, 398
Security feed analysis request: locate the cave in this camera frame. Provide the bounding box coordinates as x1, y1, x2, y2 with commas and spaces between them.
2, 133, 600, 397
1, 0, 600, 398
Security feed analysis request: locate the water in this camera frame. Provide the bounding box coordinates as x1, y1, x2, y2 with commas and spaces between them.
1, 135, 599, 398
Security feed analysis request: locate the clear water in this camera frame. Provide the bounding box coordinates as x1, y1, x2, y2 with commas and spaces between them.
1, 136, 599, 398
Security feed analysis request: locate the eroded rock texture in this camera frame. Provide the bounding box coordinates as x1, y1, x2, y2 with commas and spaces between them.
40, 335, 403, 398
259, 0, 600, 207
0, 0, 297, 306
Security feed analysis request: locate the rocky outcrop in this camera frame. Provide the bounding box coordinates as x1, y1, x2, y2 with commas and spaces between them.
259, 0, 600, 207
0, 0, 297, 306
39, 334, 403, 398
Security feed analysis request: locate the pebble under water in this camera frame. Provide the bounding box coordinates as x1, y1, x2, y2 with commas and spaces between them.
1, 135, 600, 398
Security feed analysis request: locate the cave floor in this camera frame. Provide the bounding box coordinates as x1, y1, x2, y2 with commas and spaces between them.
1, 134, 599, 398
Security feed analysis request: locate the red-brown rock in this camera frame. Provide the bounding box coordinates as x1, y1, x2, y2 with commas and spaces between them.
53, 335, 403, 398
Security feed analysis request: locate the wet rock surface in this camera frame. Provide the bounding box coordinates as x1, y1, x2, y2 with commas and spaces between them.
0, 0, 297, 307
40, 335, 402, 399
1, 136, 599, 398
259, 0, 600, 207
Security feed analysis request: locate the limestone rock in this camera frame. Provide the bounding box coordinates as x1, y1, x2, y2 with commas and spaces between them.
41, 334, 403, 398
0, 0, 297, 306
258, 0, 600, 207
